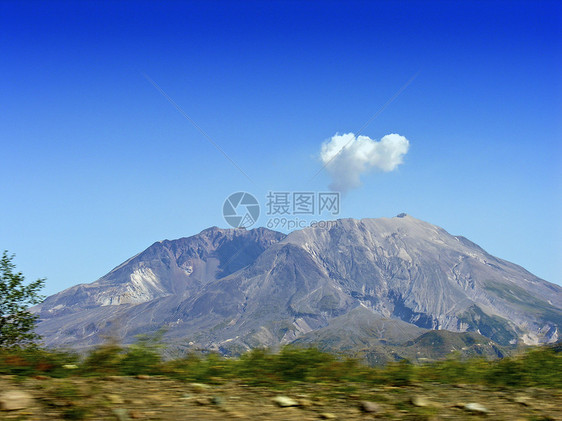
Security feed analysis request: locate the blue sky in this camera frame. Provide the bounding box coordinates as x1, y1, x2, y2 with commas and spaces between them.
1, 0, 560, 295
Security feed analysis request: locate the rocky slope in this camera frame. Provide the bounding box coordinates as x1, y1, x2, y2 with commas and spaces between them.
34, 215, 562, 353
34, 227, 285, 348
291, 308, 508, 365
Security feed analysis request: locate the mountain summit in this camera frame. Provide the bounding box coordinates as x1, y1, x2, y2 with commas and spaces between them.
34, 215, 561, 354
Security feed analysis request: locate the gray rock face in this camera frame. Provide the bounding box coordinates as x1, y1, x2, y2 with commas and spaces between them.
34, 215, 562, 352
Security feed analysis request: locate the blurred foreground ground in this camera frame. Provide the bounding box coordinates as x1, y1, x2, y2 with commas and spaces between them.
1, 375, 561, 420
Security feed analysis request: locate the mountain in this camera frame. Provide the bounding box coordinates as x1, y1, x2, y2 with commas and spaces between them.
34, 227, 285, 348
34, 215, 562, 357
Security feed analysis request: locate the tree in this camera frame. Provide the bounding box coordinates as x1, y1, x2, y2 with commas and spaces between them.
0, 251, 45, 348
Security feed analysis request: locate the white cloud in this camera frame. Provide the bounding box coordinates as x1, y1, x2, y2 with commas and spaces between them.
320, 132, 409, 193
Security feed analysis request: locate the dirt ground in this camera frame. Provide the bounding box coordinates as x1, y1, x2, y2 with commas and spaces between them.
1, 375, 561, 420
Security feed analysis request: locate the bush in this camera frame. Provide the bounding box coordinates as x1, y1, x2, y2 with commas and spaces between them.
0, 347, 79, 377
3, 334, 561, 390
276, 346, 336, 382
80, 342, 123, 376
383, 359, 413, 386
164, 352, 231, 383
234, 348, 279, 385
120, 333, 164, 375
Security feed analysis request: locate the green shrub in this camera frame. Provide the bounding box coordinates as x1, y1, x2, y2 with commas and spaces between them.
276, 346, 336, 382
0, 347, 78, 377
383, 359, 413, 386
3, 334, 560, 390
119, 333, 164, 375
163, 352, 231, 383
80, 343, 123, 376
521, 348, 562, 388
234, 348, 279, 385
486, 357, 525, 386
